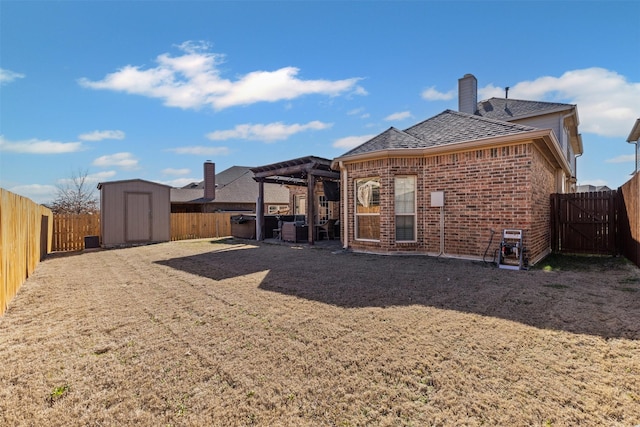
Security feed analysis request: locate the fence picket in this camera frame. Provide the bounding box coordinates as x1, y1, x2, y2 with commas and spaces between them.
1, 188, 52, 316
51, 212, 234, 251
619, 173, 640, 268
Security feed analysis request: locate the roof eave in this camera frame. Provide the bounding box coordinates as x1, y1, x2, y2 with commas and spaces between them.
333, 129, 571, 175
627, 118, 640, 143
335, 129, 545, 160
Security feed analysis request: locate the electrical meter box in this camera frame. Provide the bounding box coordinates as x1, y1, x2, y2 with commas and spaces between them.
431, 191, 444, 207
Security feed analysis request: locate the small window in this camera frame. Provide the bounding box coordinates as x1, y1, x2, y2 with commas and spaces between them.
355, 178, 380, 240
268, 205, 289, 214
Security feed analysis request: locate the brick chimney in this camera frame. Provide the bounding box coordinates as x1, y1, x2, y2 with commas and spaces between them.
204, 160, 215, 200
458, 73, 477, 115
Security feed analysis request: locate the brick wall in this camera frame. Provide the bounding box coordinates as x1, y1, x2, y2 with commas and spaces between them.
343, 142, 557, 263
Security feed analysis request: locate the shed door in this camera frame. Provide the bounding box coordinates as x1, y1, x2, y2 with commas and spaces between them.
125, 192, 152, 242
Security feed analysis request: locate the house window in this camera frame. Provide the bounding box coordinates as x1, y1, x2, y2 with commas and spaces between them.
294, 195, 306, 215
355, 177, 380, 241
395, 176, 416, 241
318, 195, 329, 223
268, 205, 289, 215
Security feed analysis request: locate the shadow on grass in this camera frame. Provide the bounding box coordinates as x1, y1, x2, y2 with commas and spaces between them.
156, 244, 640, 340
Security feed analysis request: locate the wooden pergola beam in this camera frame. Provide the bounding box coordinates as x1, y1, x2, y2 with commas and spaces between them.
250, 156, 340, 244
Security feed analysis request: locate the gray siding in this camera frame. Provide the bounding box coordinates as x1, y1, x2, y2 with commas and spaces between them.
512, 113, 576, 176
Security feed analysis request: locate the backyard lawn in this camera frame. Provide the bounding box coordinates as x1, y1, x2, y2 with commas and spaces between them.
1, 238, 639, 426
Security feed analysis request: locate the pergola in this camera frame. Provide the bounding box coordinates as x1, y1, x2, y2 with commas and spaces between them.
250, 156, 340, 244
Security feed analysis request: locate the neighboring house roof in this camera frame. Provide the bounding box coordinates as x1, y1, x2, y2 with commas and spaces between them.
475, 98, 575, 121
576, 185, 612, 193
180, 166, 254, 190
170, 188, 204, 203
342, 110, 539, 157
171, 166, 289, 204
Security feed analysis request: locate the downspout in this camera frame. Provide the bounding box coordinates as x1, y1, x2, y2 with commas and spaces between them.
630, 140, 639, 175
339, 161, 348, 250
561, 112, 575, 192
573, 152, 582, 193
256, 179, 264, 240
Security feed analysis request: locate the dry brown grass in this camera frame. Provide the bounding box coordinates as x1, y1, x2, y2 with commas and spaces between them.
1, 238, 639, 426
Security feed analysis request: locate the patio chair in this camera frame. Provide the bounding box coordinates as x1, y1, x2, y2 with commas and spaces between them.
316, 219, 337, 240
273, 220, 283, 240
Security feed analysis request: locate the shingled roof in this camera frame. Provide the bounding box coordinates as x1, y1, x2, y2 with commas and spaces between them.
475, 98, 574, 121
342, 110, 538, 157
171, 166, 289, 204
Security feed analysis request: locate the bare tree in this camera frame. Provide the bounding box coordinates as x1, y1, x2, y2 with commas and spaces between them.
50, 169, 99, 214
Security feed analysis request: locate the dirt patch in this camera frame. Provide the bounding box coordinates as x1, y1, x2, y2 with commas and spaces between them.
1, 239, 639, 426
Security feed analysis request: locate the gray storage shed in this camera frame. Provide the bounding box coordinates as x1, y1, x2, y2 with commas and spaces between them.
97, 179, 171, 247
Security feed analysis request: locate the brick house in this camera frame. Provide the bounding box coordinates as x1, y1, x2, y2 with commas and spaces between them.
331, 74, 583, 265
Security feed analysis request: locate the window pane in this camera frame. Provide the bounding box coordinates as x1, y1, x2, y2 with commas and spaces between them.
395, 177, 415, 214
356, 178, 380, 213
357, 215, 380, 240
396, 216, 414, 241
355, 177, 381, 240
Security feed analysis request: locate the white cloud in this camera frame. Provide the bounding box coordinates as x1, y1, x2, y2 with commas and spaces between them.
166, 146, 230, 156
92, 152, 138, 169
605, 154, 636, 163
422, 68, 639, 138
478, 83, 505, 100
79, 130, 126, 141
333, 134, 377, 149
421, 86, 455, 101
385, 111, 412, 121
0, 135, 82, 154
79, 41, 365, 111
206, 120, 332, 142
347, 107, 370, 119
162, 168, 190, 175
8, 184, 57, 204
479, 68, 640, 138
0, 68, 25, 86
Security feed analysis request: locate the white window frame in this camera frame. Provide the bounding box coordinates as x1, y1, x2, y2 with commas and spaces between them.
395, 176, 416, 242
317, 194, 330, 224
354, 177, 380, 241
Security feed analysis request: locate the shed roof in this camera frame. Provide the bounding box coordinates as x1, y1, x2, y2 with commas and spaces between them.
97, 179, 172, 190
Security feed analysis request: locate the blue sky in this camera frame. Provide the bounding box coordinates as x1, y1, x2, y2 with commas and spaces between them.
1, 0, 639, 204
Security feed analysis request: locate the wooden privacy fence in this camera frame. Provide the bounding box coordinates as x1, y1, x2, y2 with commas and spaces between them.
551, 174, 640, 269
52, 212, 233, 250
1, 188, 53, 316
618, 173, 640, 268
551, 191, 618, 255
53, 214, 101, 251
170, 212, 232, 241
